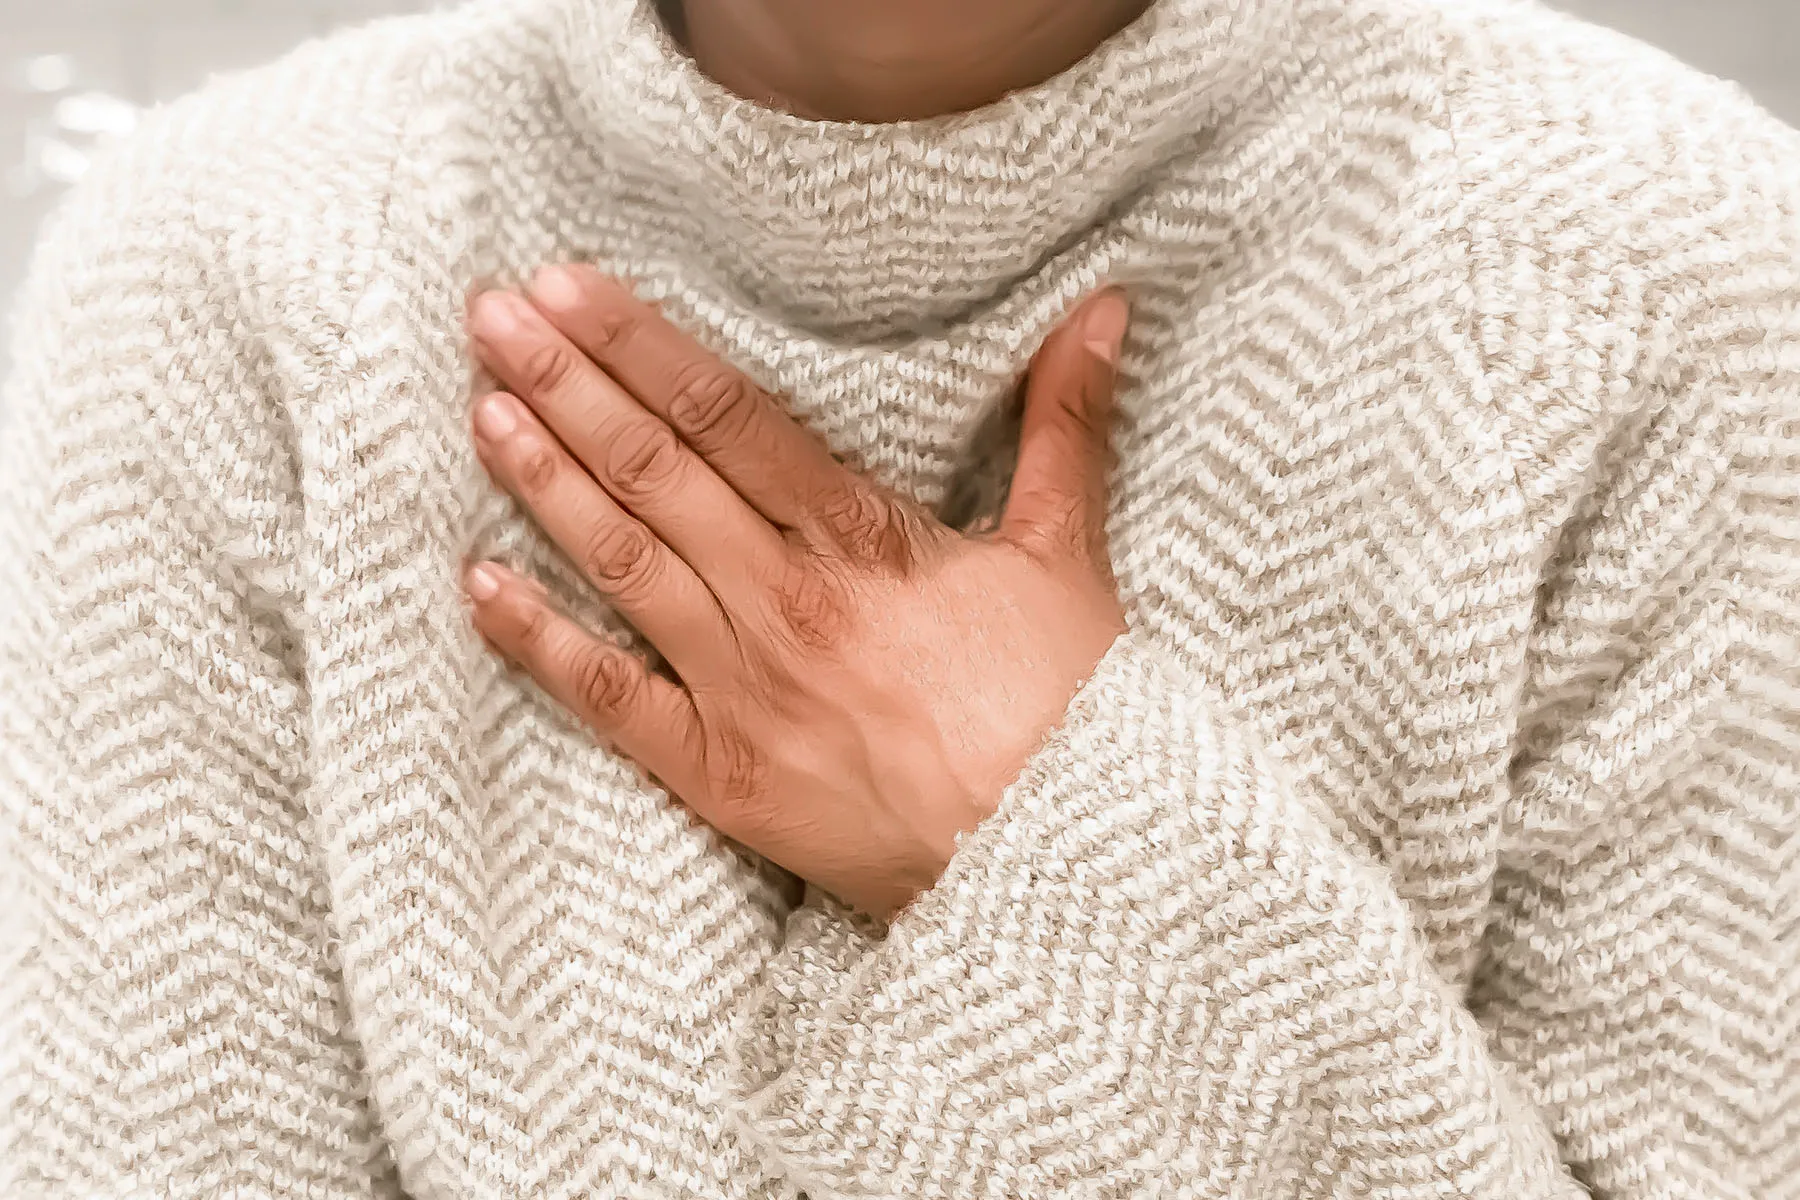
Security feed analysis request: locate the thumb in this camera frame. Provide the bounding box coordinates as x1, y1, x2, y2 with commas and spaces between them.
999, 288, 1130, 563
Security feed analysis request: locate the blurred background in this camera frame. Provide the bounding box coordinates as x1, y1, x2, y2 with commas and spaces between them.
0, 0, 1797, 383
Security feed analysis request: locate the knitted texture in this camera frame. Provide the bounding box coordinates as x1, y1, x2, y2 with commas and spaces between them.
1, 0, 1797, 1196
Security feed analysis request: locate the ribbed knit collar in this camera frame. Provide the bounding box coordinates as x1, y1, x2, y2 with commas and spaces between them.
552, 0, 1295, 339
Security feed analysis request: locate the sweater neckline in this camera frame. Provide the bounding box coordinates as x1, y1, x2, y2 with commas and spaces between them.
552, 0, 1294, 340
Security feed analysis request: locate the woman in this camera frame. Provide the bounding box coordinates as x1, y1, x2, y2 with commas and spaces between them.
1, 0, 1795, 1195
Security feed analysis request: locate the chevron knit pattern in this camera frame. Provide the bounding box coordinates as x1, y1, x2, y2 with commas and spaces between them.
1, 0, 1796, 1196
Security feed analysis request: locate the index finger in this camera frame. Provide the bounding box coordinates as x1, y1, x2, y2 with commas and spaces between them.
525, 264, 856, 531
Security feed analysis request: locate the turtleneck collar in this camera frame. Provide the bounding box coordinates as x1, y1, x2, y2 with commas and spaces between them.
550, 0, 1296, 340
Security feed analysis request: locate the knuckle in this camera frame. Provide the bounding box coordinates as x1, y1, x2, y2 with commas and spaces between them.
589, 307, 639, 354
772, 561, 847, 653
520, 342, 578, 396
1017, 488, 1091, 557
668, 362, 757, 445
703, 719, 768, 811
1052, 387, 1104, 441
1045, 488, 1090, 537
606, 420, 684, 492
571, 645, 640, 716
516, 601, 558, 653
817, 485, 913, 572
514, 443, 561, 496
581, 520, 656, 589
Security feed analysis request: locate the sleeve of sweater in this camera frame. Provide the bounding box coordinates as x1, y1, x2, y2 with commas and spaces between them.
723, 382, 1800, 1194
0, 166, 405, 1197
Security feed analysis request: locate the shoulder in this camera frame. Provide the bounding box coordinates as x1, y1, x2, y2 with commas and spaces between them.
31, 7, 518, 347
8, 10, 469, 419
1421, 0, 1800, 339
0, 8, 519, 587
1427, 0, 1800, 252
1375, 0, 1800, 504
28, 12, 455, 284
14, 0, 584, 366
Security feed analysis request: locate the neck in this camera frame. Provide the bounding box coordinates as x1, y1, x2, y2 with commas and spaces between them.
553, 0, 1302, 338
670, 0, 1155, 123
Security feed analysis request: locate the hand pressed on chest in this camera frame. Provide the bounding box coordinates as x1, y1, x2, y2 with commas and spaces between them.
461, 264, 1134, 919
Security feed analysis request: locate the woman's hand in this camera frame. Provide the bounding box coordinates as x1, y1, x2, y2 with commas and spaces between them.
463, 266, 1130, 919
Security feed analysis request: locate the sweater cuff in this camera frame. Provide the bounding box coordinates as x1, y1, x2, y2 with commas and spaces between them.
724, 630, 1348, 1196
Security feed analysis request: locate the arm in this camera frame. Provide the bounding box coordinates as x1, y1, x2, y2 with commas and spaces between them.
724, 391, 1798, 1197
0, 179, 403, 1198
729, 630, 1580, 1198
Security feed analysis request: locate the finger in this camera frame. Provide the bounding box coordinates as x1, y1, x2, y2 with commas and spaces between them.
999, 289, 1129, 565
468, 289, 788, 596
471, 389, 736, 684
525, 265, 858, 530
464, 560, 707, 801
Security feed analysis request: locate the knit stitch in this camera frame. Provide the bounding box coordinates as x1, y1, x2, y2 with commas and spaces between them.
1, 0, 1796, 1196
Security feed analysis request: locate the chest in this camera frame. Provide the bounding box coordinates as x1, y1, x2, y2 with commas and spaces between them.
293, 214, 1539, 1198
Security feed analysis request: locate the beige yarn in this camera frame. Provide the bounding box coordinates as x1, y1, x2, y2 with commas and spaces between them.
2, 0, 1796, 1196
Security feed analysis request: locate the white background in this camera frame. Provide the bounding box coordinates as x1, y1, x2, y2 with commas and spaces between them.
1, 0, 1796, 382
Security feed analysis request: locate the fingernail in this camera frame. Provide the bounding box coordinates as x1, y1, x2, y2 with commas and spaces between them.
469, 290, 524, 341
473, 393, 519, 441
465, 562, 502, 600
1083, 290, 1131, 365
529, 264, 582, 311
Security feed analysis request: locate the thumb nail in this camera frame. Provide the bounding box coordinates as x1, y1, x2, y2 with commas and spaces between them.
1083, 289, 1131, 365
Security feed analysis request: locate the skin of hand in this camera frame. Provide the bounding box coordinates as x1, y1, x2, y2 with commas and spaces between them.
462, 266, 1130, 920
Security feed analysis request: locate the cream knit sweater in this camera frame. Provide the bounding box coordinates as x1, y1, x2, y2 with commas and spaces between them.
2, 0, 1797, 1196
